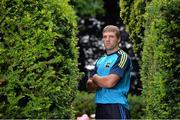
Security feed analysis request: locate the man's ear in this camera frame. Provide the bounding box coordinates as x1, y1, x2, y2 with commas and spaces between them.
118, 38, 121, 43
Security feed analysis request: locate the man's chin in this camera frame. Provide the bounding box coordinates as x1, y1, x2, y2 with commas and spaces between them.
105, 47, 113, 50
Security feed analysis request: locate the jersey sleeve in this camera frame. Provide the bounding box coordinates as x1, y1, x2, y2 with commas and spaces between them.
110, 55, 131, 78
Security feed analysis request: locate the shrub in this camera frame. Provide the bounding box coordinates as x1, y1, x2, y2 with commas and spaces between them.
0, 0, 80, 119
120, 0, 134, 26
72, 92, 95, 117
73, 93, 146, 119
120, 0, 179, 118
141, 0, 180, 118
120, 0, 151, 59
128, 95, 145, 119
71, 0, 104, 17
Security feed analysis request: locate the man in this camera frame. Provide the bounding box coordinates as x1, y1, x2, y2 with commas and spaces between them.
86, 25, 132, 119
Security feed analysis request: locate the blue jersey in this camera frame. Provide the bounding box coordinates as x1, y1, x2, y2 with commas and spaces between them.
93, 49, 132, 109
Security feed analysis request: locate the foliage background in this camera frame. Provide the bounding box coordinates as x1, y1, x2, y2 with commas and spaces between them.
141, 0, 179, 118
120, 0, 180, 119
72, 92, 145, 119
0, 0, 80, 119
0, 0, 179, 119
72, 0, 144, 118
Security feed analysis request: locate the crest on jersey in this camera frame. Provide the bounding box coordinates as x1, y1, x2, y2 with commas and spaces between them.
105, 63, 111, 68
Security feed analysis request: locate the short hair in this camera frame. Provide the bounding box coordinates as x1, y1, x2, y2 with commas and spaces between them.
102, 25, 120, 39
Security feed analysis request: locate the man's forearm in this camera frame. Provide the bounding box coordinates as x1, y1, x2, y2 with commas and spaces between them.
92, 74, 120, 88
92, 75, 111, 88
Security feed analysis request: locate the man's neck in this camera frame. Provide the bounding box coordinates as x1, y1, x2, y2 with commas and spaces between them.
106, 47, 120, 55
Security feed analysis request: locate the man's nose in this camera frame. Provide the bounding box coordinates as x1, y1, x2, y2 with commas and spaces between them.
106, 36, 110, 41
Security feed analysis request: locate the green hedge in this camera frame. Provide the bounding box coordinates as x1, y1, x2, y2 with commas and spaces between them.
120, 0, 134, 26
128, 95, 145, 119
120, 0, 151, 59
127, 0, 150, 59
0, 0, 80, 119
120, 0, 179, 118
71, 0, 104, 17
141, 0, 179, 118
72, 92, 95, 117
72, 92, 146, 119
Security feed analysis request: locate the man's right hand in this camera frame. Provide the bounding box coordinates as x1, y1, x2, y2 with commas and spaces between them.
86, 78, 100, 92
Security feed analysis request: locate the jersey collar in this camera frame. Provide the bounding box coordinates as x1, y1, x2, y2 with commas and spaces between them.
106, 49, 121, 56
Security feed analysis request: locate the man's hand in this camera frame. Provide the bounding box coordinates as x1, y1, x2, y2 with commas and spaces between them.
86, 78, 100, 92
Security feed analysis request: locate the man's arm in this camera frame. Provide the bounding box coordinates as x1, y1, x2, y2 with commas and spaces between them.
92, 74, 120, 88
86, 78, 100, 92
92, 53, 131, 88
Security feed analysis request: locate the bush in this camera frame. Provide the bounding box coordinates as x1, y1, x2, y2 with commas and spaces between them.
128, 95, 145, 119
120, 0, 134, 26
71, 0, 104, 17
72, 92, 95, 117
120, 0, 179, 118
141, 0, 180, 118
73, 93, 146, 119
120, 0, 151, 59
0, 0, 80, 119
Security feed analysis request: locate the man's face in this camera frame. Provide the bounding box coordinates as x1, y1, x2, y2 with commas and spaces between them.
102, 31, 120, 51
